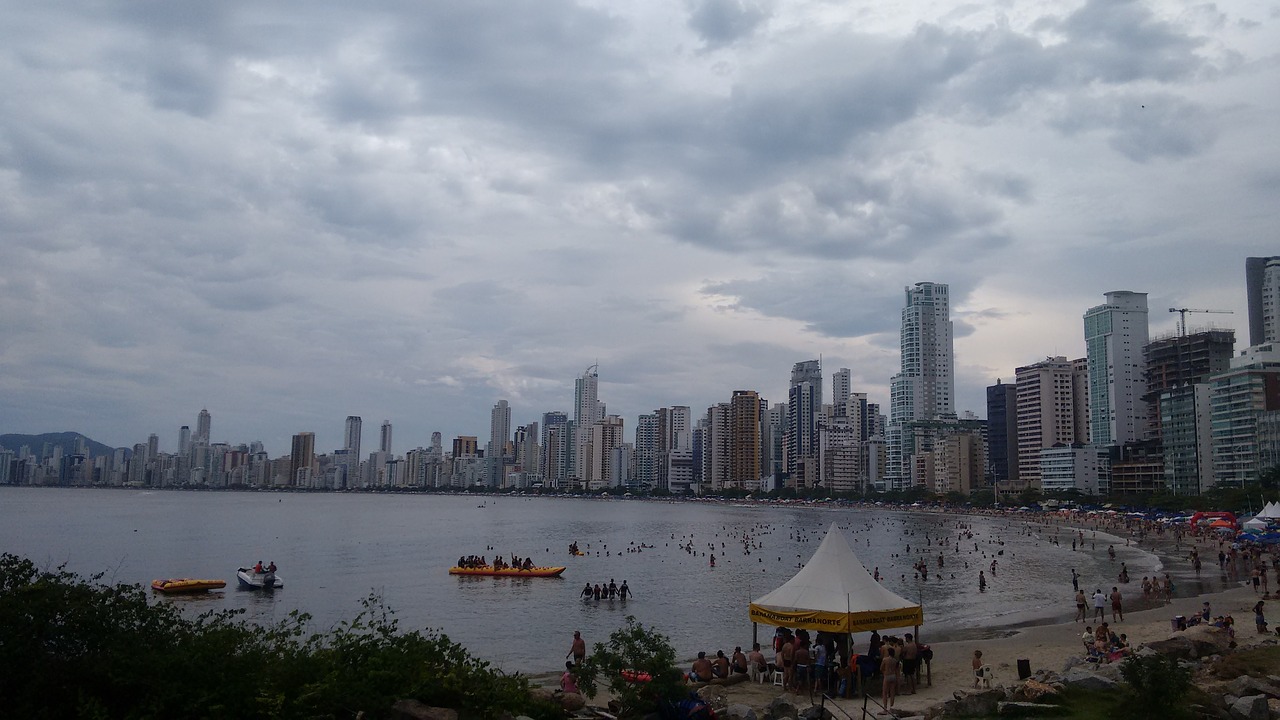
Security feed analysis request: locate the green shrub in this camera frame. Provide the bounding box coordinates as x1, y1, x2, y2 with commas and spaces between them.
1119, 653, 1193, 720
0, 553, 560, 720
574, 616, 685, 718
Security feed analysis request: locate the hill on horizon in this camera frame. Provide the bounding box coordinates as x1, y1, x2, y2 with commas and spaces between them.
0, 432, 125, 459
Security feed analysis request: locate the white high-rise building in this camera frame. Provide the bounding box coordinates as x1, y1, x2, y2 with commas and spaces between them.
1084, 291, 1150, 446
488, 400, 512, 487
833, 368, 851, 408
178, 426, 191, 457
490, 400, 511, 455
786, 360, 822, 484
1015, 356, 1087, 488
572, 365, 602, 483
886, 282, 954, 489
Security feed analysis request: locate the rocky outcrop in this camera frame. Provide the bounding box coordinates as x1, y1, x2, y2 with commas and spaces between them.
995, 701, 1067, 717
763, 696, 798, 720
723, 703, 758, 720
1228, 695, 1268, 720
390, 700, 459, 720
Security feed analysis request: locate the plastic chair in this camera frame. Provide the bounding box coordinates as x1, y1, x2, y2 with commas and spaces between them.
772, 670, 784, 686
978, 665, 994, 689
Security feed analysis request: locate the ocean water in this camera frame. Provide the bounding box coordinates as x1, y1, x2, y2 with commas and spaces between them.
0, 488, 1170, 672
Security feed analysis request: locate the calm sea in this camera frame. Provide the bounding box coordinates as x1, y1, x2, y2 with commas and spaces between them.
0, 488, 1175, 673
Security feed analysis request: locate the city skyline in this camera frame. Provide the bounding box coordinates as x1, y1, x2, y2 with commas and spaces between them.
1, 2, 1276, 455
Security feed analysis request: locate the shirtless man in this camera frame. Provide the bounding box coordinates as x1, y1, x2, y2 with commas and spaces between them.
792, 640, 811, 692
880, 646, 900, 712
712, 650, 730, 678
780, 632, 796, 689
747, 643, 768, 683
568, 630, 586, 665
731, 646, 749, 675
901, 634, 919, 694
1110, 587, 1124, 622
690, 652, 714, 682
1074, 588, 1087, 622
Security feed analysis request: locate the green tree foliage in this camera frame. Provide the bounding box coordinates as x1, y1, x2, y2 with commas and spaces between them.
1118, 653, 1193, 720
573, 616, 685, 718
0, 553, 559, 719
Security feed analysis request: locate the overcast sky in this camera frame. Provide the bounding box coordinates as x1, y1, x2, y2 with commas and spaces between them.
1, 1, 1276, 456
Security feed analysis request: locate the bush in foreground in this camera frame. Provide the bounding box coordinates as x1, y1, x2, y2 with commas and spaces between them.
1118, 653, 1193, 720
0, 553, 559, 719
574, 616, 685, 718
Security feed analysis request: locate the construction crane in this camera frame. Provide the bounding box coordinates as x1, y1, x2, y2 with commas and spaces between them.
1168, 307, 1233, 336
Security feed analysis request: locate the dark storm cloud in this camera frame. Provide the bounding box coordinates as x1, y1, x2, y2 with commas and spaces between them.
686, 0, 773, 49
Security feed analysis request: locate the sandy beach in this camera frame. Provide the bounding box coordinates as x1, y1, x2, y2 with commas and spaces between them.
694, 515, 1273, 717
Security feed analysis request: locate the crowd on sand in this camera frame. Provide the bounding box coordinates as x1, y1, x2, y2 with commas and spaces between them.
549, 505, 1280, 716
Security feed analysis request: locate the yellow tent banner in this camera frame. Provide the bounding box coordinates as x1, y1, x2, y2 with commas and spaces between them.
749, 603, 923, 634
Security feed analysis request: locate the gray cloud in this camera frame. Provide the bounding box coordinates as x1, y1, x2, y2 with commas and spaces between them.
686, 0, 773, 50
0, 0, 1274, 451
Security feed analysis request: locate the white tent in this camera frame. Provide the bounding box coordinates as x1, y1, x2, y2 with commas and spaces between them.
748, 524, 923, 634
1244, 517, 1269, 532
1261, 503, 1280, 520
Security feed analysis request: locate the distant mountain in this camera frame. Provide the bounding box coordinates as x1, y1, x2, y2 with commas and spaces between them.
0, 432, 125, 459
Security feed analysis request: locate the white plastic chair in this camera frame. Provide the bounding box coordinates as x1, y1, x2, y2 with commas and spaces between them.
772, 669, 784, 686
977, 665, 994, 689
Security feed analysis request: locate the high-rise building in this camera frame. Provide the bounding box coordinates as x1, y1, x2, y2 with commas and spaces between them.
887, 282, 954, 489
1014, 357, 1088, 489
1211, 344, 1280, 487
344, 416, 363, 462
540, 411, 569, 486
1084, 291, 1150, 446
196, 408, 211, 445
379, 420, 392, 454
178, 426, 191, 458
703, 403, 731, 491
488, 400, 512, 487
786, 360, 822, 484
1247, 257, 1280, 347
985, 381, 1017, 488
729, 390, 762, 490
585, 416, 624, 489
832, 368, 851, 408
572, 365, 602, 482
1145, 329, 1235, 495
289, 432, 316, 487
635, 413, 660, 490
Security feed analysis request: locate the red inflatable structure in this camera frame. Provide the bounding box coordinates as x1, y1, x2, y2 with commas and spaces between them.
1188, 511, 1238, 529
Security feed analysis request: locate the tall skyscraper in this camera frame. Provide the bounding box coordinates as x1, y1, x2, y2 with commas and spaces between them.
289, 432, 316, 487
488, 400, 512, 487
178, 425, 191, 457
832, 368, 851, 408
344, 416, 363, 462
887, 282, 954, 489
703, 403, 731, 491
786, 359, 822, 484
1145, 329, 1235, 494
489, 400, 511, 455
730, 390, 762, 489
1084, 291, 1150, 446
540, 411, 569, 486
1246, 256, 1280, 346
379, 420, 393, 454
196, 408, 211, 445
1015, 357, 1088, 489
572, 365, 602, 482
985, 381, 1017, 488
